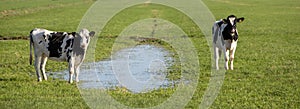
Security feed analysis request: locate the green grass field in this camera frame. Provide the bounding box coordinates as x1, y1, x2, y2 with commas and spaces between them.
0, 0, 299, 108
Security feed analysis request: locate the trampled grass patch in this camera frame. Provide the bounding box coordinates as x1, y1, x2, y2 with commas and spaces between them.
0, 0, 299, 108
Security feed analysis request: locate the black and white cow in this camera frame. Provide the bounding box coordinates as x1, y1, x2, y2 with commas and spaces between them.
29, 28, 95, 83
213, 15, 244, 70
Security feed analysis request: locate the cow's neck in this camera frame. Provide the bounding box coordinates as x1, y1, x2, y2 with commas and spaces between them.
72, 37, 88, 63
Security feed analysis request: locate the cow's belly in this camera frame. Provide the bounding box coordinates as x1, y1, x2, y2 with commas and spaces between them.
46, 50, 68, 62
48, 54, 67, 61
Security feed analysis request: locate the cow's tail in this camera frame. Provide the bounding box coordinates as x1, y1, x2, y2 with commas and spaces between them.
29, 30, 34, 65
212, 23, 219, 44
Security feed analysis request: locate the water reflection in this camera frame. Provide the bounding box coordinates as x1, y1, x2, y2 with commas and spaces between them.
51, 45, 177, 93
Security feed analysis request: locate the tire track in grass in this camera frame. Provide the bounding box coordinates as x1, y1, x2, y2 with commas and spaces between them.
0, 36, 28, 40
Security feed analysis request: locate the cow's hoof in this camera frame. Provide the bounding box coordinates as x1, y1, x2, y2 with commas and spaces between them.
38, 78, 42, 82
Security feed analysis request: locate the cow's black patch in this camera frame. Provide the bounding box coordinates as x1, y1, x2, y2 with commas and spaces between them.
64, 38, 74, 52
64, 33, 75, 53
66, 49, 73, 62
43, 35, 47, 42
68, 32, 76, 36
30, 30, 34, 34
233, 33, 238, 41
222, 31, 238, 41
222, 24, 238, 41
30, 30, 34, 44
217, 21, 224, 27
47, 32, 66, 57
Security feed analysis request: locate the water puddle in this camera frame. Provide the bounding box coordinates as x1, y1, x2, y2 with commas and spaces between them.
50, 45, 180, 93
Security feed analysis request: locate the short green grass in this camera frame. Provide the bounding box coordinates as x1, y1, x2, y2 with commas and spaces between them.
0, 0, 94, 37
203, 0, 300, 108
0, 40, 87, 109
0, 0, 299, 108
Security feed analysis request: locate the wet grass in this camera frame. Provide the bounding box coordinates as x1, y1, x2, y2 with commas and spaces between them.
0, 0, 300, 108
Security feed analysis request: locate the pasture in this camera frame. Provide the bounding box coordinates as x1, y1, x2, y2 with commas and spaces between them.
0, 0, 299, 108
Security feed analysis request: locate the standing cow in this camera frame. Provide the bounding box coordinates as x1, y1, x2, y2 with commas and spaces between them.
213, 15, 245, 70
29, 28, 95, 83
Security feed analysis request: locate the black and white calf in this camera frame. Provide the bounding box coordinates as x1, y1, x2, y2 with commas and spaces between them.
213, 15, 245, 70
29, 28, 95, 83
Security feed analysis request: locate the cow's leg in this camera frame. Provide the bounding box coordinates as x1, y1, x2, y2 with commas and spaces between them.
34, 55, 42, 82
68, 58, 75, 83
229, 48, 237, 70
75, 65, 80, 83
224, 49, 230, 70
214, 46, 220, 70
40, 55, 48, 81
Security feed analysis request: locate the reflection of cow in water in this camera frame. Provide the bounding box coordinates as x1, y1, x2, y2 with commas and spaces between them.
29, 28, 95, 83
213, 15, 245, 70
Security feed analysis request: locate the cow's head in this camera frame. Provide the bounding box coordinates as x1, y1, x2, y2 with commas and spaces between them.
77, 29, 95, 49
222, 15, 244, 37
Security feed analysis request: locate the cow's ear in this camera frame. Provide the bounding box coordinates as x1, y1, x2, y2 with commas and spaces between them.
89, 31, 95, 37
222, 19, 228, 24
237, 17, 245, 23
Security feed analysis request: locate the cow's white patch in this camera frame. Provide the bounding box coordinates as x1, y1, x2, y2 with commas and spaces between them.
229, 17, 236, 26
